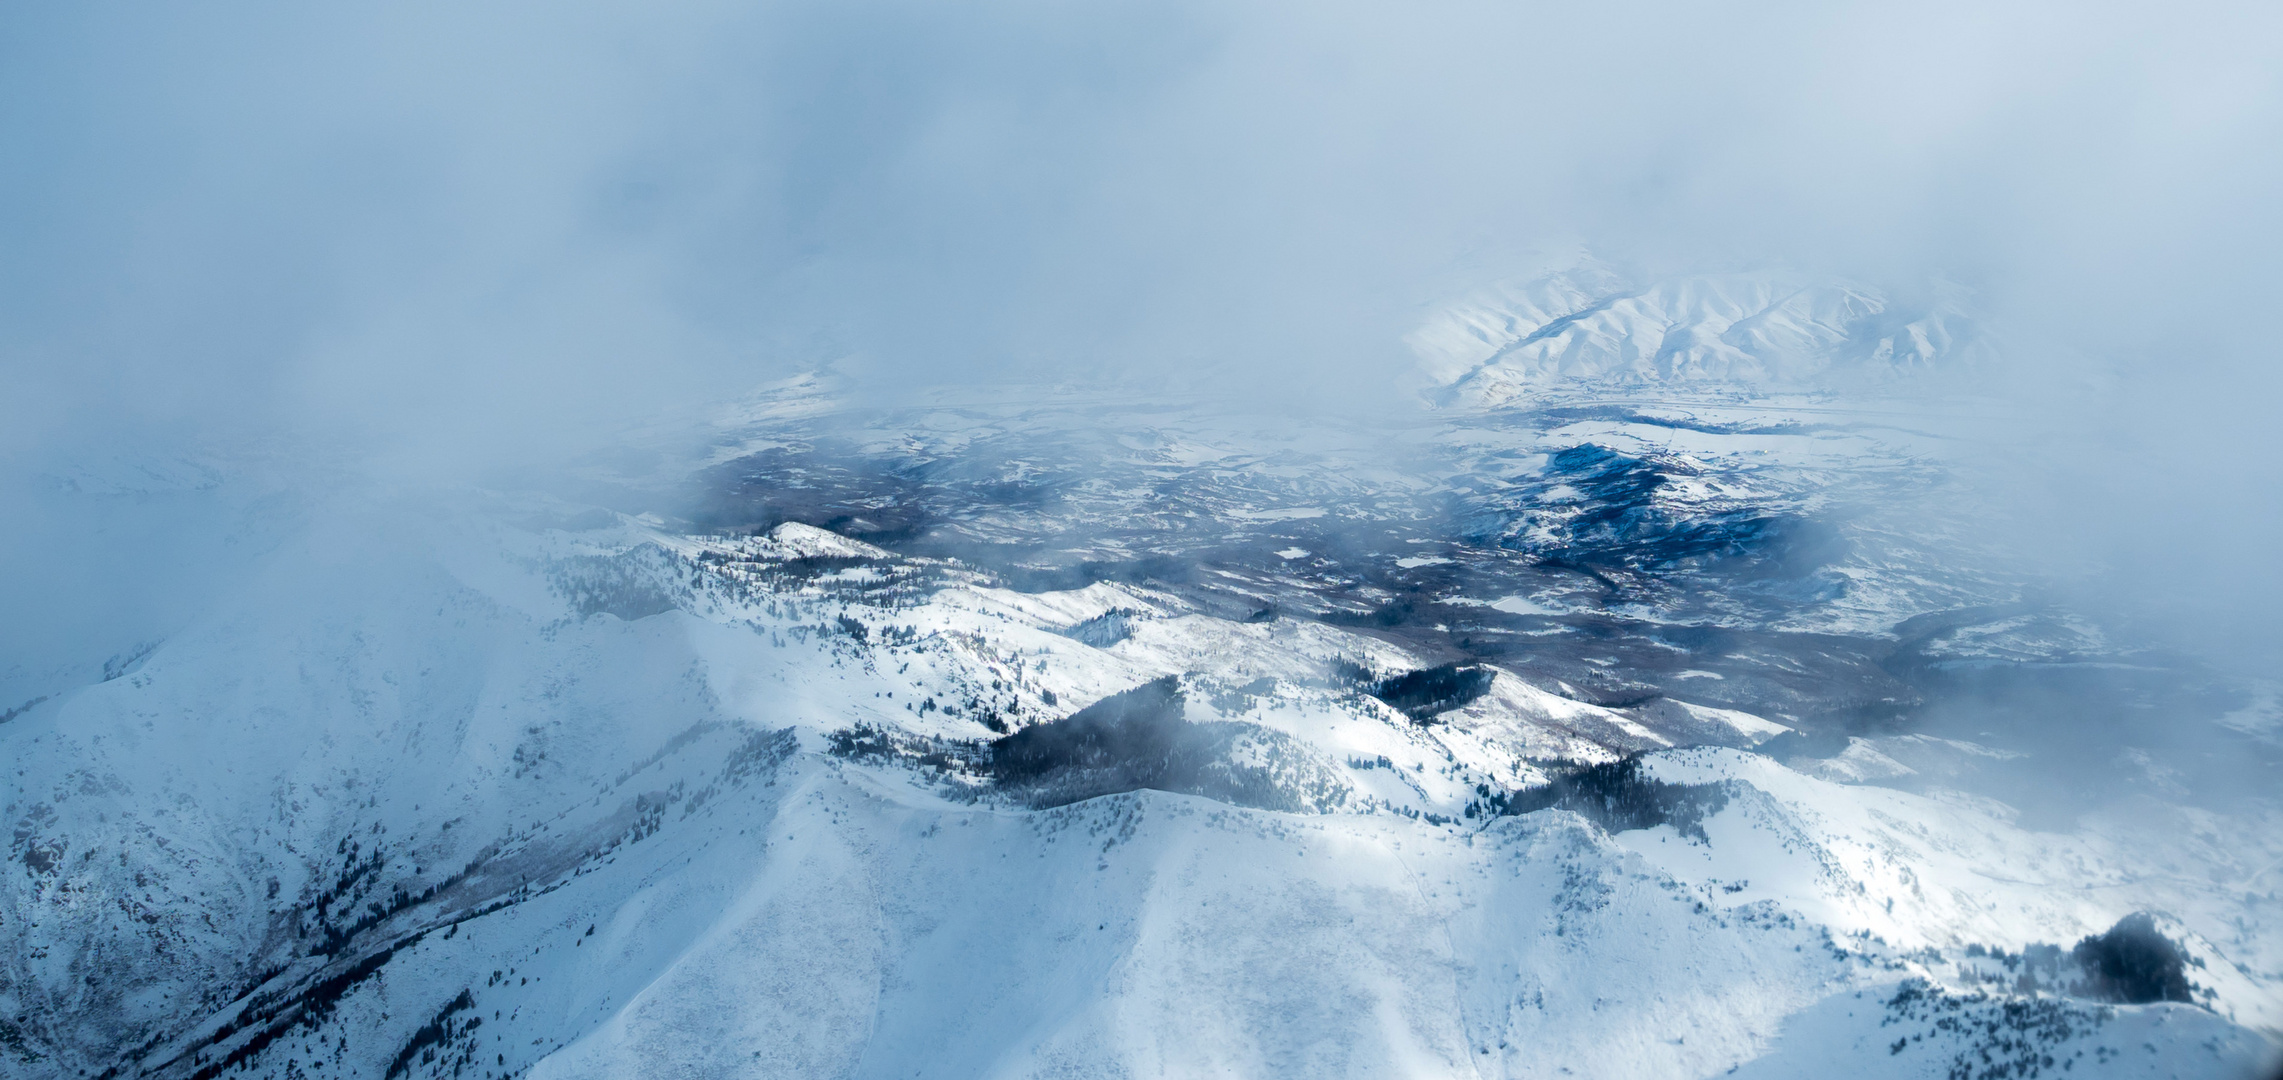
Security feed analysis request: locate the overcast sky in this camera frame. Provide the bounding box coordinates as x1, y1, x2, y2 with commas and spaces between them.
3, 0, 2280, 666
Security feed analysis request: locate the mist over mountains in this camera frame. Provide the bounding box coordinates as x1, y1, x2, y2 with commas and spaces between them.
5, 266, 2280, 1078
5, 1, 2283, 1077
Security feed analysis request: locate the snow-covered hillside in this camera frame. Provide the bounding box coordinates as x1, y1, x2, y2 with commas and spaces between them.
4, 495, 2277, 1079
1408, 269, 1990, 406
4, 273, 2277, 1079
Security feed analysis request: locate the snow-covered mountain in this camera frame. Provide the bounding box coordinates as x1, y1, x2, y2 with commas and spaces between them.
1408, 269, 1990, 406
4, 272, 2277, 1079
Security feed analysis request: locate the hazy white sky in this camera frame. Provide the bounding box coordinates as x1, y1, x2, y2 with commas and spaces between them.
3, 0, 2279, 663
5, 1, 2276, 437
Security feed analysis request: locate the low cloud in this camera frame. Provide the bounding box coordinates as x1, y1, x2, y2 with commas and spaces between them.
3, 0, 2278, 663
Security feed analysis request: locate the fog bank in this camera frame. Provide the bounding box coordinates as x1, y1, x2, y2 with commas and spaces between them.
4, 0, 2280, 667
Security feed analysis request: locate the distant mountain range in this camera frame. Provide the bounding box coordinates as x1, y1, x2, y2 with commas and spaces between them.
1410, 269, 1989, 405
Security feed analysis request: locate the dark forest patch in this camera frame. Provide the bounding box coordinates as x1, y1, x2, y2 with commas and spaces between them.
1503, 755, 1730, 839
384, 989, 477, 1080
548, 546, 683, 621
1370, 664, 1495, 722
1061, 609, 1140, 648
981, 677, 1333, 810
2070, 913, 2194, 1005
830, 677, 1347, 812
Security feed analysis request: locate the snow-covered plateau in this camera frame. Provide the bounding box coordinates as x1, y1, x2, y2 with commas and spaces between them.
4, 271, 2278, 1079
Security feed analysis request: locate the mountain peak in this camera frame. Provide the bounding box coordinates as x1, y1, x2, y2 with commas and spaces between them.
1411, 269, 1990, 406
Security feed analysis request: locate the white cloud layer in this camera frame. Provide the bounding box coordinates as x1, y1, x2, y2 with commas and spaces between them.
3, 0, 2279, 663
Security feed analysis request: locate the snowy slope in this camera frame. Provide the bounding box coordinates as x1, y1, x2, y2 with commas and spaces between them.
4, 269, 2277, 1079
1408, 269, 1990, 406
4, 490, 2277, 1079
